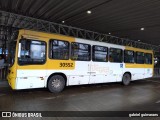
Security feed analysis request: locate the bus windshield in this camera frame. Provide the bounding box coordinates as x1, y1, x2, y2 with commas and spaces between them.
8, 41, 17, 66
18, 39, 46, 65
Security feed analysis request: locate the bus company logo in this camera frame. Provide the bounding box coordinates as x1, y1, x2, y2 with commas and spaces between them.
2, 112, 11, 117
90, 64, 110, 74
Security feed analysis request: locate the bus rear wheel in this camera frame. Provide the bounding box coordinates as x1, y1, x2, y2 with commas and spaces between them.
122, 73, 131, 85
48, 75, 65, 93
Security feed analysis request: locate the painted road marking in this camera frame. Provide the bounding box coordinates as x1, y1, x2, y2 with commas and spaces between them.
156, 100, 160, 104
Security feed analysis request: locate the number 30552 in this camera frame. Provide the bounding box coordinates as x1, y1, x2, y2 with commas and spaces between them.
60, 63, 73, 67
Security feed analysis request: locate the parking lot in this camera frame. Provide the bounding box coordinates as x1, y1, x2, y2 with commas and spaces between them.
0, 78, 160, 111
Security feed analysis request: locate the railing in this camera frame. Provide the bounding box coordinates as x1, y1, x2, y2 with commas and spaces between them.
154, 68, 160, 77
0, 66, 8, 80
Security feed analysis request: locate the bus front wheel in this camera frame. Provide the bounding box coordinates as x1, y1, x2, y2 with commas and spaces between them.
48, 75, 65, 93
122, 73, 131, 85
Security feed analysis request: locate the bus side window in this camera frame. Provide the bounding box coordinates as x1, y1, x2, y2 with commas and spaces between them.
71, 42, 91, 61
145, 53, 152, 64
109, 48, 123, 63
92, 45, 108, 62
71, 43, 79, 60
136, 52, 144, 64
124, 50, 134, 63
49, 39, 69, 60
109, 55, 113, 62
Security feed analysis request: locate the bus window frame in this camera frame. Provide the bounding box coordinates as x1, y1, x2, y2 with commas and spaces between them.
49, 39, 70, 60
135, 51, 145, 64
124, 50, 135, 64
71, 42, 91, 61
145, 53, 152, 64
92, 45, 108, 62
18, 38, 47, 66
109, 47, 123, 63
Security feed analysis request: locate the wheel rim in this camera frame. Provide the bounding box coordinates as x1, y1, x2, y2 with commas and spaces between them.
124, 74, 130, 83
51, 79, 61, 88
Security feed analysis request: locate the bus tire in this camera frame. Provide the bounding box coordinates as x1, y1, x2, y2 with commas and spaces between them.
122, 73, 131, 86
48, 75, 65, 93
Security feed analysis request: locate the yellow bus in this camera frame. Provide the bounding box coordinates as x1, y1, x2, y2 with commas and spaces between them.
7, 29, 154, 93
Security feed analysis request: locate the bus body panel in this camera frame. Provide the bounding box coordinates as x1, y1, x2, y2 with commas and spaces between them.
75, 38, 125, 84
16, 70, 46, 89
7, 64, 17, 89
7, 29, 154, 90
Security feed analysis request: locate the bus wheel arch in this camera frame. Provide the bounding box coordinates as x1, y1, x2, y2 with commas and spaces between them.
122, 72, 131, 85
47, 73, 67, 93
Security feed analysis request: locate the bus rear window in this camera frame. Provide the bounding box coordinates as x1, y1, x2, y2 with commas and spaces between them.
18, 39, 46, 65
124, 50, 134, 63
145, 53, 152, 64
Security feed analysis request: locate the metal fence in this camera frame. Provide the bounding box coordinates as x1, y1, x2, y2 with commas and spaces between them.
0, 66, 8, 80
154, 68, 160, 77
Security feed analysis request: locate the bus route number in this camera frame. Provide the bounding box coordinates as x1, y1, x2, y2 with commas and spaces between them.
60, 63, 73, 67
